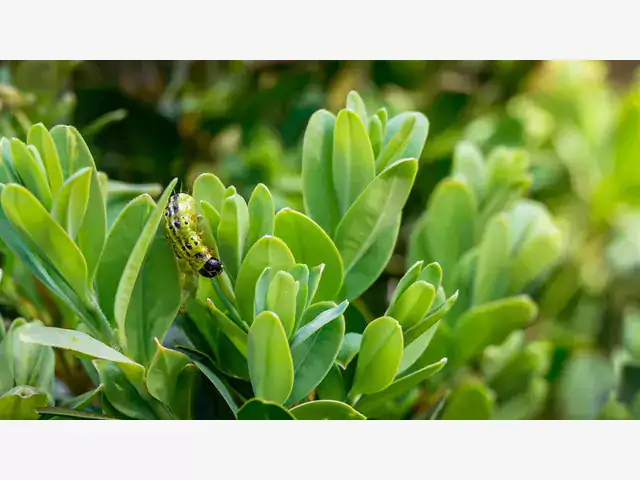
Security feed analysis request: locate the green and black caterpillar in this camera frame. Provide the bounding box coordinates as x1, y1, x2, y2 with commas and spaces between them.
164, 193, 223, 278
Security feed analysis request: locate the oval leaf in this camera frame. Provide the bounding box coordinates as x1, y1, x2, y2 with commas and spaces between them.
274, 208, 343, 301
235, 236, 296, 325
302, 110, 340, 236
290, 400, 365, 420
247, 311, 294, 404
351, 316, 404, 396
332, 109, 375, 216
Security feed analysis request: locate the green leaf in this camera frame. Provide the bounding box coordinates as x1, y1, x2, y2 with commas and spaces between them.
51, 166, 92, 241
351, 316, 404, 396
451, 141, 485, 201
307, 264, 324, 309
247, 311, 294, 404
246, 183, 275, 255
558, 354, 615, 420
288, 264, 309, 332
419, 262, 443, 290
1, 183, 89, 301
342, 214, 402, 301
51, 127, 107, 285
335, 158, 417, 291
316, 363, 347, 401
19, 326, 145, 383
0, 386, 49, 420
302, 110, 340, 236
507, 208, 562, 294
287, 303, 345, 405
290, 400, 365, 420
94, 360, 160, 420
27, 123, 64, 195
493, 376, 549, 420
114, 178, 177, 349
38, 407, 114, 420
441, 379, 495, 420
206, 299, 248, 357
409, 178, 477, 287
337, 332, 362, 368
454, 296, 538, 366
217, 192, 250, 281
346, 90, 368, 125
124, 230, 181, 366
96, 194, 154, 325
369, 115, 384, 158
0, 137, 18, 184
388, 281, 435, 330
193, 173, 226, 214
404, 290, 459, 346
235, 236, 296, 325
473, 214, 510, 305
333, 109, 375, 216
11, 138, 53, 210
146, 340, 191, 414
200, 200, 221, 256
290, 300, 348, 349
254, 266, 272, 319
376, 112, 429, 173
355, 358, 447, 417
274, 208, 343, 301
386, 261, 423, 314
8, 321, 55, 395
184, 351, 239, 415
237, 398, 294, 420
376, 108, 388, 133
266, 270, 298, 338
397, 322, 440, 375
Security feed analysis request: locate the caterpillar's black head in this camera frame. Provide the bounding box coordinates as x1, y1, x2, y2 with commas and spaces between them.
199, 257, 223, 278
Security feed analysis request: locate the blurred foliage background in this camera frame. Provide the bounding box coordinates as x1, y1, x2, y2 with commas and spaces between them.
2, 59, 640, 419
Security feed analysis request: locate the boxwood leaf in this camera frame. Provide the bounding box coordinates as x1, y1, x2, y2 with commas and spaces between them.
286, 302, 345, 405
246, 183, 275, 255
95, 194, 154, 325
355, 357, 447, 416
266, 270, 298, 338
1, 184, 89, 302
351, 316, 403, 396
333, 109, 375, 216
11, 138, 53, 210
235, 236, 295, 325
290, 400, 365, 420
334, 158, 417, 290
302, 110, 340, 236
247, 311, 294, 404
237, 398, 294, 420
376, 112, 429, 173
146, 340, 190, 408
114, 178, 177, 350
217, 192, 250, 281
473, 214, 510, 305
454, 295, 538, 366
274, 208, 343, 301
50, 166, 92, 243
18, 325, 145, 384
0, 386, 50, 420
441, 379, 495, 420
346, 90, 368, 126
27, 123, 65, 195
388, 280, 435, 330
193, 172, 226, 214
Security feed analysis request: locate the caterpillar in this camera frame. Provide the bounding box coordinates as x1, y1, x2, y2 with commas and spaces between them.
164, 193, 223, 278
